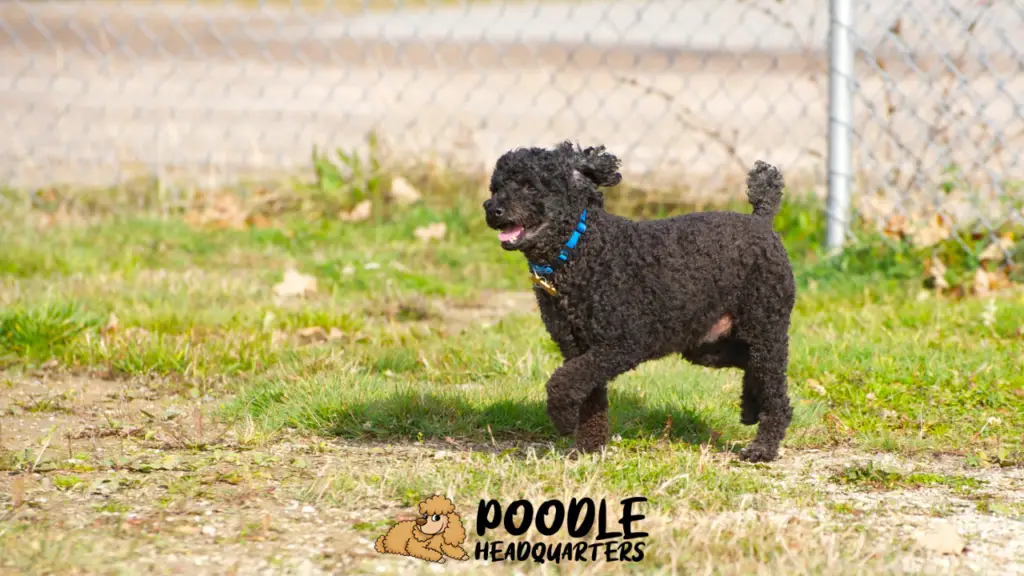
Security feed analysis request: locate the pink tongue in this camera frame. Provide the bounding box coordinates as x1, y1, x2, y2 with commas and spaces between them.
498, 225, 523, 242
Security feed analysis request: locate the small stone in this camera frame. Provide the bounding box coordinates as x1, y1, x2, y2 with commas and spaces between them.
301, 505, 315, 515
201, 525, 216, 537
916, 522, 965, 555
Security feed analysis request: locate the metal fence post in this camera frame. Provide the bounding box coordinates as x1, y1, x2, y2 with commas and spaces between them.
826, 0, 854, 252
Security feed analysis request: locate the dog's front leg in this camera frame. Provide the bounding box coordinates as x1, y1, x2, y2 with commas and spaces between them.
574, 385, 609, 453
545, 350, 638, 448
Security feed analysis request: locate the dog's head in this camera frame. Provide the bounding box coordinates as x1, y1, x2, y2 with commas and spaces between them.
483, 141, 621, 258
415, 495, 466, 545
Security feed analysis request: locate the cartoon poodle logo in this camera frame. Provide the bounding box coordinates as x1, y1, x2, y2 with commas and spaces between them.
374, 494, 469, 563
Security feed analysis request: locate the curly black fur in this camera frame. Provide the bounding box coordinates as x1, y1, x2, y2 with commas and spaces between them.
483, 142, 796, 462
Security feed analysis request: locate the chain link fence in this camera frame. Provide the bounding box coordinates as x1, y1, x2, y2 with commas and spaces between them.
0, 0, 1021, 252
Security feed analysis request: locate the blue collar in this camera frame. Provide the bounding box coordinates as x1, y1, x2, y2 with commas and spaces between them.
528, 209, 588, 277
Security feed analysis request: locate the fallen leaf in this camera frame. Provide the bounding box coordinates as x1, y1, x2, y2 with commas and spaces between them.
806, 379, 827, 396
978, 235, 1014, 262
162, 408, 183, 421
973, 268, 991, 297
389, 176, 422, 206
295, 326, 328, 344
12, 476, 25, 508
339, 200, 372, 222
247, 213, 274, 229
912, 213, 951, 248
987, 268, 1012, 292
273, 268, 318, 299
103, 312, 120, 335
926, 258, 949, 290
883, 214, 908, 238
916, 522, 965, 555
189, 194, 248, 230
413, 222, 447, 242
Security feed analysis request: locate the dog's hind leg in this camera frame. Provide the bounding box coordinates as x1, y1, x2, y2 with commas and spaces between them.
738, 336, 792, 462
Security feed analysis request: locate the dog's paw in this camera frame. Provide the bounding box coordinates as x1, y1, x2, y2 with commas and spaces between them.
572, 429, 608, 455
547, 405, 578, 436
738, 443, 779, 463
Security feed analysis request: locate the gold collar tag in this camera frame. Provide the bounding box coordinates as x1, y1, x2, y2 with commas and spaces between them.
531, 272, 558, 296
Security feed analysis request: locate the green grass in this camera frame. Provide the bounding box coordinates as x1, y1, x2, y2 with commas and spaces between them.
831, 461, 986, 493
1, 162, 1022, 574
1, 173, 1022, 455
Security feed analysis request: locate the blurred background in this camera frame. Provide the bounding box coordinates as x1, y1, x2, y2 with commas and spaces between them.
1, 0, 1022, 255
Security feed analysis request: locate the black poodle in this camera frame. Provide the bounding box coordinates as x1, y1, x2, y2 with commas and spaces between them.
483, 141, 796, 462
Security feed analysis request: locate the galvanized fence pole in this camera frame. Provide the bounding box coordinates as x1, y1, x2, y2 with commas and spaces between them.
826, 0, 854, 251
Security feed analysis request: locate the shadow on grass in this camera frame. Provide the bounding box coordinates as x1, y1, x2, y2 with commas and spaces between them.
280, 389, 736, 454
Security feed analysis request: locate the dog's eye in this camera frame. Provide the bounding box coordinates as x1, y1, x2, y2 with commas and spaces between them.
431, 514, 440, 521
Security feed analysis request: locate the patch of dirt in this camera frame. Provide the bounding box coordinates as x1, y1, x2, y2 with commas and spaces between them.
434, 290, 537, 334
4, 374, 1024, 574
773, 449, 1024, 575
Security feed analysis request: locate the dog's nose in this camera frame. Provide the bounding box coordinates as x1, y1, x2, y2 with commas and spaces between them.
415, 518, 427, 526
483, 199, 504, 218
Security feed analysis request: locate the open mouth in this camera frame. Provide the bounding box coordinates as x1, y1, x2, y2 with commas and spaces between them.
498, 224, 525, 244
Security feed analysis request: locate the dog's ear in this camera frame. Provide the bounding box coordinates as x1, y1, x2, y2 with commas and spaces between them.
442, 513, 467, 546
576, 145, 622, 188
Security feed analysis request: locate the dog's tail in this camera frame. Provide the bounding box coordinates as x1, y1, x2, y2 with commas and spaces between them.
375, 535, 386, 554
746, 160, 784, 221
